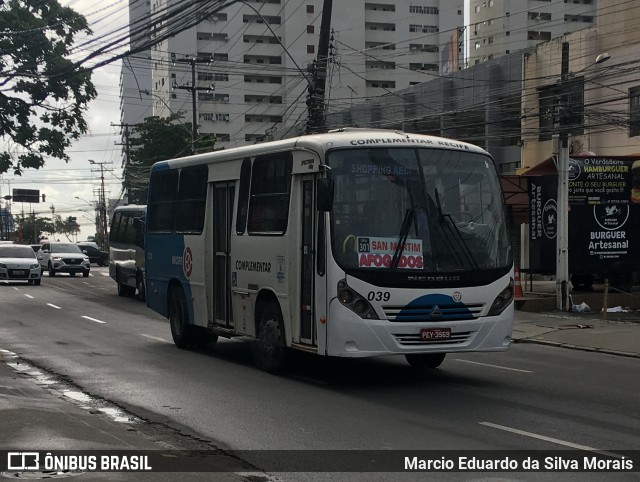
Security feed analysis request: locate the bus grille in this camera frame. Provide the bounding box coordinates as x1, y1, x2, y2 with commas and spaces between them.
383, 304, 484, 322
393, 331, 472, 346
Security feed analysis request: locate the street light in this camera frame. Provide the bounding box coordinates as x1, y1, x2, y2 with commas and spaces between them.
556, 45, 610, 311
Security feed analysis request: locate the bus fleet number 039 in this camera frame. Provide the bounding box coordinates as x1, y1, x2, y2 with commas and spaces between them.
367, 291, 391, 301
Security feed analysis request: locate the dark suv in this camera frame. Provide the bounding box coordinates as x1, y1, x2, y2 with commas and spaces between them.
78, 243, 109, 266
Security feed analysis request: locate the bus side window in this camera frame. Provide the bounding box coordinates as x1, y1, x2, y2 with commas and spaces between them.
148, 171, 179, 233
248, 152, 292, 235
175, 165, 207, 233
236, 158, 251, 234
110, 213, 121, 242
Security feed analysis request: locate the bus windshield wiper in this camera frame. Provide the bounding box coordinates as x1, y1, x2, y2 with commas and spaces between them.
390, 208, 414, 269
433, 188, 479, 270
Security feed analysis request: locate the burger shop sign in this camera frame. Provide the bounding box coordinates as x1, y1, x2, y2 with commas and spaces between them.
528, 156, 640, 274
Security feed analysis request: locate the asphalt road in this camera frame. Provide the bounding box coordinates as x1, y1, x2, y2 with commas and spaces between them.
1, 268, 639, 480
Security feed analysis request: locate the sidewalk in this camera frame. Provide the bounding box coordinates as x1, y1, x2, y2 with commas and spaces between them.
512, 277, 640, 358
513, 309, 640, 358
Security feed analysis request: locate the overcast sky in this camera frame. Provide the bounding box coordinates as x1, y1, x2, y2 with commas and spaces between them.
0, 0, 129, 242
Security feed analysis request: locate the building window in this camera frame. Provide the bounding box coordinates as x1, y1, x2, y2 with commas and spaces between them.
307, 4, 314, 13
307, 45, 315, 54
630, 87, 640, 137
307, 25, 314, 33
409, 6, 439, 14
528, 31, 551, 41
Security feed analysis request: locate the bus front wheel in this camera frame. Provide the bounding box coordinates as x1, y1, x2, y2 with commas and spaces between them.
405, 353, 446, 369
252, 302, 286, 373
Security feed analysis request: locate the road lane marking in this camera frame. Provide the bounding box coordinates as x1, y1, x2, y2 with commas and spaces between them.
47, 303, 61, 309
24, 294, 34, 299
453, 359, 533, 373
12, 287, 19, 291
83, 282, 90, 285
480, 422, 623, 458
141, 334, 171, 343
82, 315, 106, 324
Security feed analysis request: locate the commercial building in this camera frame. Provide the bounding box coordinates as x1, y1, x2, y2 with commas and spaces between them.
119, 0, 465, 149
468, 0, 597, 66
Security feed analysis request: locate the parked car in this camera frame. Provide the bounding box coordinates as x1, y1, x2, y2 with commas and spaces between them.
0, 244, 42, 285
37, 242, 90, 277
78, 243, 108, 266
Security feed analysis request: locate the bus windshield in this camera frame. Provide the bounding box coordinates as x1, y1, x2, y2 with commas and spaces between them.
328, 147, 511, 274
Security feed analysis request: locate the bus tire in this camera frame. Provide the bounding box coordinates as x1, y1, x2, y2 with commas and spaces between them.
405, 353, 446, 369
252, 302, 286, 373
137, 275, 146, 302
169, 287, 194, 349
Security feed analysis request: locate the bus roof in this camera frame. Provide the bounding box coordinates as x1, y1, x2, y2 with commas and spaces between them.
150, 129, 490, 173
113, 204, 146, 212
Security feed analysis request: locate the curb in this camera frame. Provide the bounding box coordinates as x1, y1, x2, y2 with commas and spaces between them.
513, 338, 640, 359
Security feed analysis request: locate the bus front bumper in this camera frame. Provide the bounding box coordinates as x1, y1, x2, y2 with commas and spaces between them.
326, 299, 513, 358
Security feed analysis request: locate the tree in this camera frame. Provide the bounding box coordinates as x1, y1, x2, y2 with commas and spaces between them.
0, 0, 97, 174
124, 114, 216, 204
53, 215, 80, 241
14, 212, 55, 244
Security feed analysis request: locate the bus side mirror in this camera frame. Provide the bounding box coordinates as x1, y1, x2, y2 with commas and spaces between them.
317, 178, 334, 212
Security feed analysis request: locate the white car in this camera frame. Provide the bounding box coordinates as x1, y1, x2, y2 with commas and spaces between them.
0, 244, 42, 285
38, 242, 90, 277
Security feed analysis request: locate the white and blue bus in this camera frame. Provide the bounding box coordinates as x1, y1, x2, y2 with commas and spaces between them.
145, 129, 513, 372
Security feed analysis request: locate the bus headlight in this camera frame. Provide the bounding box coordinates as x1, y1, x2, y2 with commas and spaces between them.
337, 279, 378, 319
487, 279, 514, 316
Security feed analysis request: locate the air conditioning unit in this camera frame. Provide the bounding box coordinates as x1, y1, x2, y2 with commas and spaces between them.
224, 114, 230, 121
223, 96, 230, 102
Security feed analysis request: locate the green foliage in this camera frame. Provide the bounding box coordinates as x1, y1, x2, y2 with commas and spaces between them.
124, 114, 216, 204
0, 0, 97, 174
13, 212, 55, 244
53, 214, 80, 241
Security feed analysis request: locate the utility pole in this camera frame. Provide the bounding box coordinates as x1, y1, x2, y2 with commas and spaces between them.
112, 122, 136, 168
556, 42, 571, 312
306, 0, 333, 134
171, 55, 214, 154
89, 160, 109, 251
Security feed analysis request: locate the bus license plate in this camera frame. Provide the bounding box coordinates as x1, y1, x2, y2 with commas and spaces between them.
420, 328, 451, 340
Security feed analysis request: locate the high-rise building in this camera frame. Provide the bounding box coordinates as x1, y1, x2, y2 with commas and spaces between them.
468, 0, 596, 66
128, 0, 463, 149
119, 0, 153, 166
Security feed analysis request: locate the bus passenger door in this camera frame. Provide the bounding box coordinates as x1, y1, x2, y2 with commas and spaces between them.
212, 182, 235, 328
300, 176, 316, 345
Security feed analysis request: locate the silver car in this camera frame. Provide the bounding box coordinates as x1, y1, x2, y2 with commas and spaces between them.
38, 242, 90, 277
0, 244, 42, 285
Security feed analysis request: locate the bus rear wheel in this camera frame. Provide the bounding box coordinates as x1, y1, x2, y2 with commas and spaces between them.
252, 302, 286, 373
137, 276, 146, 302
405, 353, 446, 369
169, 287, 194, 349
